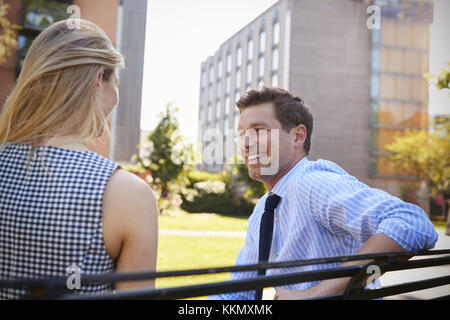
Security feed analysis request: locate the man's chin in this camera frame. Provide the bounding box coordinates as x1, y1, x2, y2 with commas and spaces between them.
247, 163, 273, 180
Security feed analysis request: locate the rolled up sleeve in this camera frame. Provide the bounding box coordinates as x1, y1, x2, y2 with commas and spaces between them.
309, 172, 438, 252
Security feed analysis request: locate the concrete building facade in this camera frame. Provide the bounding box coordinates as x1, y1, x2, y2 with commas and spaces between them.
197, 0, 433, 198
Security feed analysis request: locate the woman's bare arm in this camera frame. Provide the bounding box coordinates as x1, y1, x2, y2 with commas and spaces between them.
102, 169, 158, 291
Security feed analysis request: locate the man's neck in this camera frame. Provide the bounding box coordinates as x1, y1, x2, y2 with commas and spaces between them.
264, 155, 306, 191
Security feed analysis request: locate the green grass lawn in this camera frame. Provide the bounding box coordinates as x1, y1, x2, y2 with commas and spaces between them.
156, 235, 245, 288
432, 220, 447, 230
158, 212, 249, 231
156, 213, 248, 299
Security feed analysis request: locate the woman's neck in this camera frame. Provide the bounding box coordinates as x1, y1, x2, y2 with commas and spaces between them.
42, 135, 88, 152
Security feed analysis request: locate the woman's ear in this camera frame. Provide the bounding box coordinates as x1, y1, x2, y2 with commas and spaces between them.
93, 70, 104, 95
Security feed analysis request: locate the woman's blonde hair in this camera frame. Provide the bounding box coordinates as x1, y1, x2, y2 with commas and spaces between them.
0, 19, 124, 148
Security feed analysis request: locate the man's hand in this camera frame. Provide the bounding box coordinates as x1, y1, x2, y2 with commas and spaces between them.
274, 234, 405, 300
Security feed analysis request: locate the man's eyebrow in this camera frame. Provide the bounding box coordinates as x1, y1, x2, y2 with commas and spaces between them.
249, 122, 270, 128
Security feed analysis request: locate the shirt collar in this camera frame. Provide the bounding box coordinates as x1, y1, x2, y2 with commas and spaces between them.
270, 157, 309, 198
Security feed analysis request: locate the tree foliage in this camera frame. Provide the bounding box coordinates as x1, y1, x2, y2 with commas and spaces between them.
386, 126, 450, 198
135, 103, 184, 197
0, 0, 20, 64
387, 61, 450, 199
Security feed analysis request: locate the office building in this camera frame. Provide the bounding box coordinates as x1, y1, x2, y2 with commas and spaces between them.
197, 0, 433, 198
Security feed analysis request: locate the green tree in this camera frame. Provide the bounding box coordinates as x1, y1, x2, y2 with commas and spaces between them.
135, 103, 185, 202
0, 0, 20, 64
386, 128, 450, 198
435, 62, 450, 92
390, 62, 450, 234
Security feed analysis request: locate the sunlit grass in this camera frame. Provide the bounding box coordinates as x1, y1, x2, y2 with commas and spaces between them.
158, 212, 249, 231
156, 235, 245, 299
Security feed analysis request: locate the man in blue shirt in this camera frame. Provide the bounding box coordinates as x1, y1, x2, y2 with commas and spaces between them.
209, 87, 438, 300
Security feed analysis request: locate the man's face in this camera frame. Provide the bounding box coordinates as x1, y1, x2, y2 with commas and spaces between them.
237, 103, 294, 183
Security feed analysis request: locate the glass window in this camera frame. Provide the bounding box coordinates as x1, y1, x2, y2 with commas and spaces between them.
23, 0, 71, 30
258, 79, 265, 89
411, 24, 428, 50
389, 49, 404, 73
235, 91, 240, 105
224, 117, 229, 131
259, 56, 265, 78
236, 46, 242, 67
216, 101, 222, 119
246, 62, 252, 84
380, 48, 389, 72
272, 48, 278, 71
201, 70, 206, 88
225, 75, 231, 94
411, 105, 427, 128
418, 52, 428, 74
371, 47, 380, 72
404, 51, 420, 74
411, 78, 427, 102
397, 23, 412, 48
396, 77, 411, 100
216, 80, 221, 97
207, 104, 213, 122
217, 60, 222, 79
378, 128, 403, 151
378, 101, 402, 125
271, 73, 278, 87
226, 53, 232, 73
225, 96, 230, 116
381, 21, 396, 46
208, 85, 213, 102
235, 69, 241, 89
234, 113, 240, 129
259, 31, 266, 53
247, 39, 253, 60
209, 65, 214, 83
377, 155, 402, 175
370, 73, 379, 100
379, 74, 396, 99
273, 22, 280, 45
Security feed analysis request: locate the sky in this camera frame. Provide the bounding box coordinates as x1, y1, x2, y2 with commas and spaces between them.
429, 0, 450, 117
141, 0, 449, 142
140, 0, 278, 142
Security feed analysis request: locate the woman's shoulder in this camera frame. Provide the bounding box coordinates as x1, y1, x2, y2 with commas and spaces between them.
102, 168, 158, 258
105, 168, 155, 201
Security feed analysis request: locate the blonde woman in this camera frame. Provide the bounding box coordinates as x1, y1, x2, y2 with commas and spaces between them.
0, 19, 158, 299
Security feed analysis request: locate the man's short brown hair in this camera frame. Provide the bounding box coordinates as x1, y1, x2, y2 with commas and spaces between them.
236, 86, 313, 155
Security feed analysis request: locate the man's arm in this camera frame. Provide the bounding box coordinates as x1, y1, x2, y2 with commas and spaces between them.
274, 171, 438, 300
274, 233, 403, 299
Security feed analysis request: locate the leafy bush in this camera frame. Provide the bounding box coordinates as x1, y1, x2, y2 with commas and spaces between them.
180, 169, 255, 216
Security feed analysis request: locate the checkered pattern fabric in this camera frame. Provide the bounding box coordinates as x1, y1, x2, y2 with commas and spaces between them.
0, 144, 119, 299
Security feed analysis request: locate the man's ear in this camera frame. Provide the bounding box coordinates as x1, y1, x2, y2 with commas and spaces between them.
292, 124, 307, 146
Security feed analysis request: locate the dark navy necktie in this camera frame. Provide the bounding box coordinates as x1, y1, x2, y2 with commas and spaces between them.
255, 193, 281, 300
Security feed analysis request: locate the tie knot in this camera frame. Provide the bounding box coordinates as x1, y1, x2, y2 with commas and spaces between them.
265, 193, 281, 212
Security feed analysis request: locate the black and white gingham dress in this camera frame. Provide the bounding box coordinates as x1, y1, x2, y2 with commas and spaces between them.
0, 144, 119, 299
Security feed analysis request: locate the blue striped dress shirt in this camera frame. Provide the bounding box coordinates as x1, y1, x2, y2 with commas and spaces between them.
209, 157, 438, 300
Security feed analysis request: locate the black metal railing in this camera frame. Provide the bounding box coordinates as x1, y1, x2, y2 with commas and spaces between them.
1, 249, 449, 300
